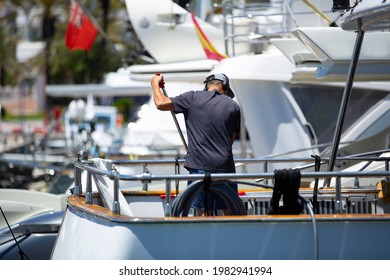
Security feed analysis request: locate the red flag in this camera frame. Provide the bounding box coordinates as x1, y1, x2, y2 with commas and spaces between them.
191, 13, 227, 61
65, 0, 97, 51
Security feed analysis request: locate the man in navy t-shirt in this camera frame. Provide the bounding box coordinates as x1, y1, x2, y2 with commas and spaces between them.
151, 73, 241, 215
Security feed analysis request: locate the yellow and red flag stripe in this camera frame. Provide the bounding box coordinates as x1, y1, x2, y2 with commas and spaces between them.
191, 13, 227, 61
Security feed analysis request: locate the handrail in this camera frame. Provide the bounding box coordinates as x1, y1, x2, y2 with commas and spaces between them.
74, 154, 390, 190
72, 154, 390, 217
221, 0, 335, 56
109, 154, 390, 166
74, 160, 390, 182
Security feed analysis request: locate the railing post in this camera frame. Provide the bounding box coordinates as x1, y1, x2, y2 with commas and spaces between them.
335, 176, 342, 214
175, 158, 180, 195
112, 165, 120, 215
142, 163, 151, 191
353, 177, 360, 188
85, 167, 92, 204
222, 0, 229, 56
74, 163, 82, 196
263, 161, 268, 184
165, 179, 172, 217
73, 152, 83, 196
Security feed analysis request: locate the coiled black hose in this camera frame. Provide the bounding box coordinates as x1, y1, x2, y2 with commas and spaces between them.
171, 180, 247, 217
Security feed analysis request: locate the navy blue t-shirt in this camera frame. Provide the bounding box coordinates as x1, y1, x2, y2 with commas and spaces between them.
171, 90, 241, 173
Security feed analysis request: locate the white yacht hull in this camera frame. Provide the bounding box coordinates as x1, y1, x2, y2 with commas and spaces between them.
52, 200, 390, 260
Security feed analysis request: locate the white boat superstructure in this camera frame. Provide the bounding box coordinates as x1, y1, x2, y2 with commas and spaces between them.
122, 0, 342, 162
124, 0, 251, 64
212, 50, 318, 169
125, 0, 335, 63
212, 1, 390, 166
340, 0, 390, 32
216, 28, 390, 158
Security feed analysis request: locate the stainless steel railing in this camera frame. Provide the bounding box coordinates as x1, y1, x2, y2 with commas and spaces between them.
72, 151, 390, 215
220, 0, 335, 56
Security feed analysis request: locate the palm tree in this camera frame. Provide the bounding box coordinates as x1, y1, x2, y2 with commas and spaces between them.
3, 0, 140, 115
0, 2, 21, 88
28, 0, 135, 85
40, 0, 57, 84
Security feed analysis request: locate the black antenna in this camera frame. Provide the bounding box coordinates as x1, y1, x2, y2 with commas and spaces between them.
332, 0, 352, 12
0, 206, 30, 260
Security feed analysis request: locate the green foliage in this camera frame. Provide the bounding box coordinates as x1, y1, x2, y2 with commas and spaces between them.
49, 39, 123, 84
26, 0, 136, 85
0, 11, 20, 86
114, 97, 133, 123
1, 0, 142, 117
2, 110, 45, 121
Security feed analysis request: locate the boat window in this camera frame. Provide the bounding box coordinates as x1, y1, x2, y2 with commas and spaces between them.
290, 84, 388, 151
356, 110, 390, 141
157, 13, 187, 25
95, 115, 112, 126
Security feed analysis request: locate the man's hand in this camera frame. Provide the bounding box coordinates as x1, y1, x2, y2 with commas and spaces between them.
151, 73, 173, 111
151, 74, 164, 88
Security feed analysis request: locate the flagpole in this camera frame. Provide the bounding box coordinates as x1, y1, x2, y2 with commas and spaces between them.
73, 0, 121, 58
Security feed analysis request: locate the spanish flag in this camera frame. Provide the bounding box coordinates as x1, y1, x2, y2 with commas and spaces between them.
191, 13, 227, 61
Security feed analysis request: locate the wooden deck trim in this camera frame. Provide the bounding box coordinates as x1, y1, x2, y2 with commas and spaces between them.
66, 195, 390, 224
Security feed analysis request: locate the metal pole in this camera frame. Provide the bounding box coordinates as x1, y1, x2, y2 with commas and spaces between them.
327, 28, 365, 180
240, 110, 247, 172
86, 169, 92, 204
74, 164, 82, 196
157, 74, 188, 152
165, 179, 172, 217
222, 1, 229, 56
303, 0, 336, 26
335, 176, 342, 214
112, 165, 120, 215
142, 163, 150, 191
164, 88, 188, 152
263, 161, 268, 185
74, 154, 82, 196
